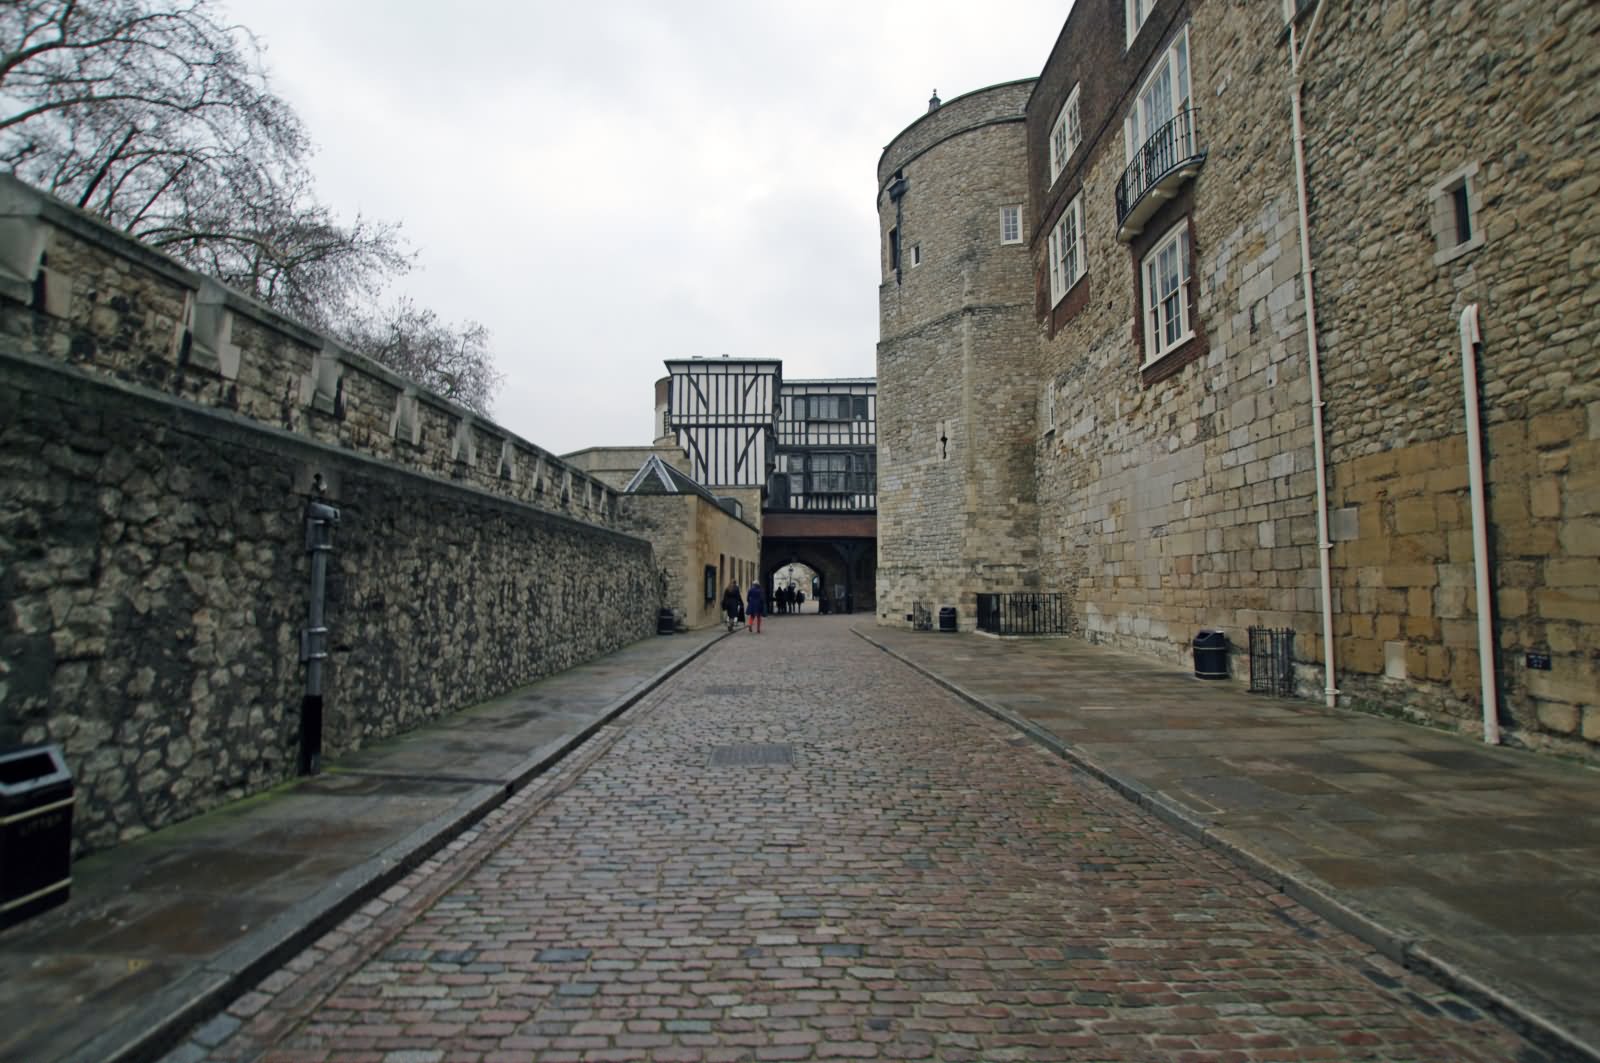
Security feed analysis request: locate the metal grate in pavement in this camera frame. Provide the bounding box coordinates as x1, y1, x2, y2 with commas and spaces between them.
708, 743, 795, 767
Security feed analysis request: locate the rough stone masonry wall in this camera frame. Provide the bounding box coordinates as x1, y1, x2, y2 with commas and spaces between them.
1301, 0, 1600, 751
0, 176, 623, 530
0, 182, 659, 854
1037, 2, 1324, 667
877, 84, 1040, 630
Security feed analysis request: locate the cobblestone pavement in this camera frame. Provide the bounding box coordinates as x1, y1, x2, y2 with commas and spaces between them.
170, 617, 1545, 1063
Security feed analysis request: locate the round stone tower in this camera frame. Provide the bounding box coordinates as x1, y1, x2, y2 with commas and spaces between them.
875, 80, 1040, 630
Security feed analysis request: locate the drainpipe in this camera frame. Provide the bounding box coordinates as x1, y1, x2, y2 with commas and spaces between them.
1459, 304, 1501, 745
1289, 4, 1338, 708
300, 500, 340, 774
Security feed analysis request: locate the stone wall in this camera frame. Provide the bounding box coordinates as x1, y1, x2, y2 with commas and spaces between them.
0, 176, 624, 531
876, 83, 1041, 629
875, 0, 1597, 755
1, 354, 657, 854
617, 493, 759, 630
0, 179, 661, 854
1035, 1, 1324, 665
1304, 0, 1600, 749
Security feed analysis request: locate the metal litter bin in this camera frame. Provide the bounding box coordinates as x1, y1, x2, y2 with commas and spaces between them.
0, 744, 73, 928
938, 607, 958, 632
1193, 629, 1228, 680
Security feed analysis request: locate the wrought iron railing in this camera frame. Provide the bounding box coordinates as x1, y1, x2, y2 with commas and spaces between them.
1115, 108, 1204, 227
975, 593, 1071, 635
1248, 627, 1296, 697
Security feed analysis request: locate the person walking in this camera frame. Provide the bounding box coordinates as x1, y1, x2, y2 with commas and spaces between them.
720, 579, 743, 631
745, 579, 766, 634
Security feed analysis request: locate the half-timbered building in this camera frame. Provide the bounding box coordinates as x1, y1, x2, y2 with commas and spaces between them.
660, 358, 878, 613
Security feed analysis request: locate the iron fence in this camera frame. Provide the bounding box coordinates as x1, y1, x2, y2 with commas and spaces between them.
1115, 108, 1204, 226
1248, 627, 1296, 697
975, 593, 1071, 635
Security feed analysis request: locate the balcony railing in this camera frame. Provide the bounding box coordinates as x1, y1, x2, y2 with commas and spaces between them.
1115, 108, 1206, 242
975, 593, 1071, 636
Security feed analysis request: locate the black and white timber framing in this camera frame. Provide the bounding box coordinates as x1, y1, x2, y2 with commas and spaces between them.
663, 360, 877, 514
665, 358, 781, 490
773, 378, 877, 511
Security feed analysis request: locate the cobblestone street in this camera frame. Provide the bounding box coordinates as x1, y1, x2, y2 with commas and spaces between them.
176, 618, 1542, 1063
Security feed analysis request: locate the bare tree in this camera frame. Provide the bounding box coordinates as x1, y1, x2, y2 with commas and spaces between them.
0, 0, 409, 326
338, 299, 503, 418
1, 0, 501, 404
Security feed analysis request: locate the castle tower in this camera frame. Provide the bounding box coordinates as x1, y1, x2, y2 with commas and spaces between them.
875, 80, 1041, 629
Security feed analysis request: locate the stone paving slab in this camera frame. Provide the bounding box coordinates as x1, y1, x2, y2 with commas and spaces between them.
0, 628, 723, 1063
856, 624, 1600, 1062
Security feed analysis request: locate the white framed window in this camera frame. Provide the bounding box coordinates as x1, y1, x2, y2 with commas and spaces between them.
1048, 194, 1085, 307
1049, 85, 1082, 183
1125, 26, 1191, 163
911, 243, 922, 267
1126, 0, 1154, 47
1141, 220, 1192, 365
1042, 382, 1057, 433
1000, 204, 1022, 244
1429, 162, 1485, 266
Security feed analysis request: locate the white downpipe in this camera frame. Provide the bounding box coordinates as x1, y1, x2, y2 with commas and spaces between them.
1459, 304, 1501, 745
1289, 13, 1338, 709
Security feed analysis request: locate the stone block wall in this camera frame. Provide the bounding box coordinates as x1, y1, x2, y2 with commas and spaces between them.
617, 493, 759, 630
1035, 1, 1322, 667
876, 0, 1596, 755
876, 84, 1041, 629
1303, 0, 1599, 749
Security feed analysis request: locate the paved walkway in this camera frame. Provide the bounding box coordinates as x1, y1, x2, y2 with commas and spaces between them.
857, 624, 1600, 1061
0, 628, 724, 1063
2, 615, 1594, 1061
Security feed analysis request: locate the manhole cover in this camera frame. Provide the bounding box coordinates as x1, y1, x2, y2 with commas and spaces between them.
709, 743, 794, 767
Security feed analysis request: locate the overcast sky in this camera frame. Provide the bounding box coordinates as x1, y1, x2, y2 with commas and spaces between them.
221, 1, 1069, 455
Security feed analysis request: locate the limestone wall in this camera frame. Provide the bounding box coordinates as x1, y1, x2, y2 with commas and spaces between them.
0, 178, 660, 854
0, 176, 623, 529
0, 355, 657, 854
876, 84, 1040, 629
1304, 0, 1600, 748
617, 494, 759, 630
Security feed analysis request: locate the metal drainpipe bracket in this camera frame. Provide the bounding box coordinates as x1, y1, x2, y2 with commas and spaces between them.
299, 626, 329, 664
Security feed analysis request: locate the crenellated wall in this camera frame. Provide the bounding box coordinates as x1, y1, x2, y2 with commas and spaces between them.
0, 177, 660, 854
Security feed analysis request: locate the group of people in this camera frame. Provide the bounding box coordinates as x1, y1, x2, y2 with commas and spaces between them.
772, 584, 806, 613
720, 580, 809, 635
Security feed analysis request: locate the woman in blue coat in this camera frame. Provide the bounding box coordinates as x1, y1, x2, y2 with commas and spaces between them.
745, 580, 766, 634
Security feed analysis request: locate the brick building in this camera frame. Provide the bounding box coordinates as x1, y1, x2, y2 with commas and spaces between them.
876, 0, 1598, 755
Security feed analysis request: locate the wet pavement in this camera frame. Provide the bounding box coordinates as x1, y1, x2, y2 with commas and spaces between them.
0, 628, 724, 1063
147, 617, 1572, 1062
858, 624, 1600, 1061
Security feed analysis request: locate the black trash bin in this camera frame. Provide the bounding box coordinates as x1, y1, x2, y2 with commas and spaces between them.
1193, 629, 1228, 679
656, 608, 677, 634
0, 744, 73, 929
938, 607, 958, 632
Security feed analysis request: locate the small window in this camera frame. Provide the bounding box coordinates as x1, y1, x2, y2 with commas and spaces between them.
1000, 205, 1022, 244
1126, 0, 1153, 46
1430, 162, 1484, 266
1049, 85, 1082, 183
911, 243, 922, 267
1048, 194, 1086, 306
1141, 221, 1193, 365
888, 226, 900, 272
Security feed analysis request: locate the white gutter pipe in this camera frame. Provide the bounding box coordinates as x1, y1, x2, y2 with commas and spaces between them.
1289, 7, 1338, 708
1459, 304, 1501, 745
